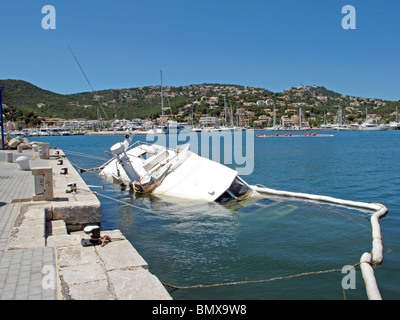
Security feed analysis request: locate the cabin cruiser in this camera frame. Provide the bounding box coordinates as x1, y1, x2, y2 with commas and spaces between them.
359, 119, 388, 131
134, 120, 185, 135
265, 125, 284, 131
389, 121, 400, 130
158, 120, 185, 134
332, 124, 354, 131
99, 134, 254, 203
319, 124, 333, 130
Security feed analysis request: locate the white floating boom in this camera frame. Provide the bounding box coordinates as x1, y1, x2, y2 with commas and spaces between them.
252, 185, 388, 300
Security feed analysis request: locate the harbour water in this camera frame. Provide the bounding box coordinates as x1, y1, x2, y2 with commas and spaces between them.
30, 130, 400, 300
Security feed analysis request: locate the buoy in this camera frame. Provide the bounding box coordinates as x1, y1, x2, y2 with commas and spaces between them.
276, 133, 279, 137
312, 132, 316, 136
289, 133, 292, 136
263, 134, 267, 137
284, 134, 287, 136
256, 134, 260, 137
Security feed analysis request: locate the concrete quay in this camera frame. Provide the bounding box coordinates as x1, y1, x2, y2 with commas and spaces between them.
0, 147, 171, 300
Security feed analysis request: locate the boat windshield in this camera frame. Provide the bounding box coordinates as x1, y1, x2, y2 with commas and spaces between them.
216, 176, 252, 204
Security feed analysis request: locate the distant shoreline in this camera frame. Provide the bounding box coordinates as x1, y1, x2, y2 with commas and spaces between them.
84, 131, 127, 135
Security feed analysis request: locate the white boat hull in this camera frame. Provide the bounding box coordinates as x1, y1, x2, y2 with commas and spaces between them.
99, 140, 252, 202
359, 126, 389, 131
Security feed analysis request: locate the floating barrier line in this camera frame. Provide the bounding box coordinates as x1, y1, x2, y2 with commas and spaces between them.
251, 184, 388, 300
92, 191, 182, 223
251, 184, 387, 265
360, 253, 382, 300
256, 134, 334, 138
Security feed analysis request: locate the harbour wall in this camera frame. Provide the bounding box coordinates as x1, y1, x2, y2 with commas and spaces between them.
0, 146, 171, 300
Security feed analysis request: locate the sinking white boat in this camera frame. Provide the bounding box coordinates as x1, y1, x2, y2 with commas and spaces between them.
99, 134, 254, 203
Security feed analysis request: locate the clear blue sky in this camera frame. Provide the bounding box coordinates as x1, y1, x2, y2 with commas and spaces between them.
1, 0, 400, 101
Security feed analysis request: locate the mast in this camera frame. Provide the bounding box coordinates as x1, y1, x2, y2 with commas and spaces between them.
97, 108, 101, 131
337, 107, 342, 126
273, 106, 276, 127
224, 96, 227, 127
299, 107, 302, 128
0, 86, 4, 150
160, 70, 164, 125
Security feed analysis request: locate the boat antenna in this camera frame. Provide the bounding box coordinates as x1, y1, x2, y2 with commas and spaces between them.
67, 44, 108, 120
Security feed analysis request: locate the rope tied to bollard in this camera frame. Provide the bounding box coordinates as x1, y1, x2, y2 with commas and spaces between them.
87, 234, 125, 247
81, 225, 126, 247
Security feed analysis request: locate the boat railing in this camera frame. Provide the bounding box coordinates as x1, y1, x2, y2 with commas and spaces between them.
101, 139, 169, 169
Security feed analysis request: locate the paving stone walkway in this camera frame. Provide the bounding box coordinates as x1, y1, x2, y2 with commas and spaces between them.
0, 149, 171, 300
0, 151, 57, 300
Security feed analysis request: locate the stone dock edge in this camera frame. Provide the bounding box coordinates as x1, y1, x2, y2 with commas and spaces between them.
3, 146, 172, 300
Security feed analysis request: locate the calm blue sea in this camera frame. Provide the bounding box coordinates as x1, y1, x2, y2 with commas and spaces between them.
32, 130, 400, 300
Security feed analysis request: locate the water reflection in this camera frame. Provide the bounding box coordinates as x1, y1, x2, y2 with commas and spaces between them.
96, 184, 372, 299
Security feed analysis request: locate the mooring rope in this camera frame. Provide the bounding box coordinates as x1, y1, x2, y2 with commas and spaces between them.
67, 159, 105, 175
93, 191, 182, 223
63, 149, 107, 161
161, 262, 363, 290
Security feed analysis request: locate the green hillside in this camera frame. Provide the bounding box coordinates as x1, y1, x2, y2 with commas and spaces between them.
0, 79, 398, 127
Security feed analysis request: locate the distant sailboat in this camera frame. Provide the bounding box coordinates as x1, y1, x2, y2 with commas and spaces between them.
320, 111, 333, 129
333, 107, 352, 131
389, 106, 400, 130
265, 106, 282, 130
134, 71, 184, 135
